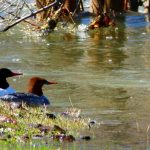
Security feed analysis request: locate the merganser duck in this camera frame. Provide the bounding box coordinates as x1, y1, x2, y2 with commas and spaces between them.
0, 77, 58, 107
0, 68, 22, 97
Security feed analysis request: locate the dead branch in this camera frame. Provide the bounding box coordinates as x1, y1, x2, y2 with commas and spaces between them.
72, 0, 84, 16
0, 0, 58, 32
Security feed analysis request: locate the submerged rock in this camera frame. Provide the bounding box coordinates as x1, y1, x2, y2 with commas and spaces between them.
51, 134, 75, 142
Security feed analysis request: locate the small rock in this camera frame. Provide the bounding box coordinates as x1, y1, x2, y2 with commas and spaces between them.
62, 135, 75, 142
51, 134, 62, 141
89, 120, 96, 125
36, 124, 51, 134
0, 115, 17, 125
21, 134, 30, 142
52, 125, 66, 134
0, 136, 7, 141
51, 134, 75, 142
46, 113, 56, 119
88, 120, 96, 128
32, 134, 44, 139
48, 19, 57, 30
81, 136, 91, 141
36, 124, 43, 128
7, 134, 11, 139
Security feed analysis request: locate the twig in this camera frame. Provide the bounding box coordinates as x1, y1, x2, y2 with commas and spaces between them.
72, 0, 84, 16
36, 0, 45, 8
5, 11, 40, 28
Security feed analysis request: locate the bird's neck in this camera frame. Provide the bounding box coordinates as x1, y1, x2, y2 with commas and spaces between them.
0, 78, 9, 89
28, 86, 43, 96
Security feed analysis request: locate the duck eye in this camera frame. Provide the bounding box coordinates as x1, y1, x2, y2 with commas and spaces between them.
44, 80, 49, 85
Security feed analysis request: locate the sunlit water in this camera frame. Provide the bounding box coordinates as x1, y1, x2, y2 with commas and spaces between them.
0, 11, 150, 149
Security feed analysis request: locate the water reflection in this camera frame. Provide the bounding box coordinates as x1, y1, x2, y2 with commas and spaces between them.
76, 17, 128, 71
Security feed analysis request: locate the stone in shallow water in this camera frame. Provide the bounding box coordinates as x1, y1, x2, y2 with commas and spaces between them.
88, 120, 96, 128
51, 134, 75, 142
80, 135, 91, 141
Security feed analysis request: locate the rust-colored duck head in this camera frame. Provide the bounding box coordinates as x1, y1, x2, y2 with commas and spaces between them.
27, 77, 58, 96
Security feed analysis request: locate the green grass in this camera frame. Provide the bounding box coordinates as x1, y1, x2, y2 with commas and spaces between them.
0, 102, 89, 148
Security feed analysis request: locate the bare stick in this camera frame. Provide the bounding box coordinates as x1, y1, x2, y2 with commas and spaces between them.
1, 0, 58, 32
72, 0, 84, 16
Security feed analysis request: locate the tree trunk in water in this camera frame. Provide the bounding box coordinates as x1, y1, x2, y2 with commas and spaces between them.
129, 0, 138, 11
89, 0, 128, 15
63, 0, 77, 12
148, 0, 150, 13
143, 0, 150, 13
89, 0, 102, 15
110, 0, 126, 12
35, 0, 79, 21
103, 0, 111, 13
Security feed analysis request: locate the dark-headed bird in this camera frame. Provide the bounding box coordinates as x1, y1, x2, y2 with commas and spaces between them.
0, 77, 58, 107
0, 68, 22, 96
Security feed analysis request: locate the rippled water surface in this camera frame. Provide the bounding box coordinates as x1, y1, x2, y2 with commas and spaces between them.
0, 12, 150, 149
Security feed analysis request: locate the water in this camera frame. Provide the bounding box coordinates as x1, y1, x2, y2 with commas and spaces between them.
0, 11, 150, 149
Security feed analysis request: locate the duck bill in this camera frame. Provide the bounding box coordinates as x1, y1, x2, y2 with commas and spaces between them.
11, 72, 23, 76
48, 81, 58, 85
